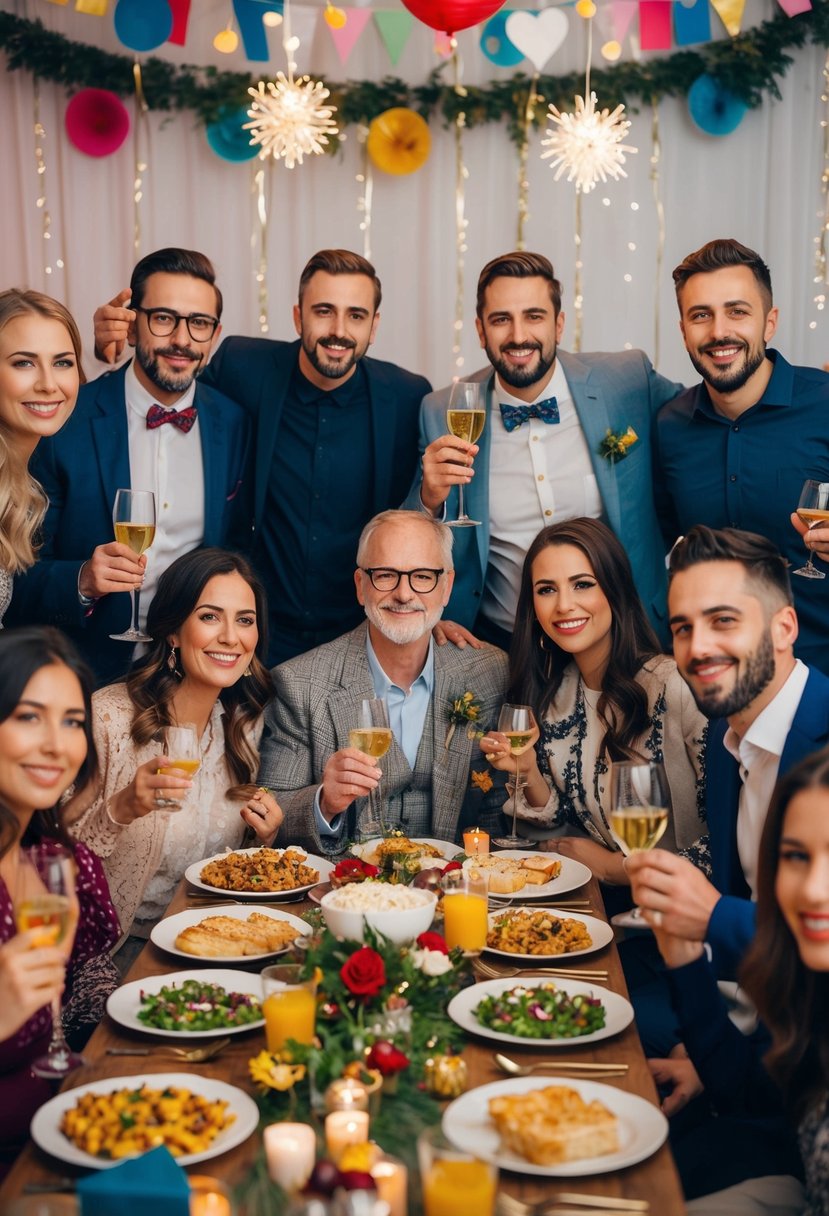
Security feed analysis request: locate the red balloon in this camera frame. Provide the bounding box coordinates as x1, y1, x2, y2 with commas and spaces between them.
401, 0, 505, 35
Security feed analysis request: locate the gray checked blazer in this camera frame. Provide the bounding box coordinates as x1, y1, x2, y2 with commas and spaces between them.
258, 622, 509, 853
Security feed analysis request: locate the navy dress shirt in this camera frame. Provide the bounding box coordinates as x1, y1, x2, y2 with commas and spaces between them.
656, 350, 829, 673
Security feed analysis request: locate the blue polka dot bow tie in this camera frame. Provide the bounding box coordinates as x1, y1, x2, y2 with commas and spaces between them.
146, 403, 198, 433
499, 397, 560, 433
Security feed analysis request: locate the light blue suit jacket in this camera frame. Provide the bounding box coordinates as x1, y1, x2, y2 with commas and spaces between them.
404, 349, 682, 635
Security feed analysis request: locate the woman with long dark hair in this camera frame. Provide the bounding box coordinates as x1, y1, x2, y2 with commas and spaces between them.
0, 626, 119, 1174
481, 518, 707, 883
69, 548, 283, 968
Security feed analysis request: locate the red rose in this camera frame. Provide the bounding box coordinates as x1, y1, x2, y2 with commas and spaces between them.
340, 947, 386, 997
416, 931, 449, 955
332, 858, 379, 884
441, 860, 463, 875
366, 1039, 410, 1076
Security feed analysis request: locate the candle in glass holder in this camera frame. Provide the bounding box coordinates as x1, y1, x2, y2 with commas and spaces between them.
371, 1153, 407, 1216
324, 1076, 370, 1113
462, 827, 489, 857
264, 1122, 317, 1192
325, 1111, 370, 1163
188, 1176, 234, 1216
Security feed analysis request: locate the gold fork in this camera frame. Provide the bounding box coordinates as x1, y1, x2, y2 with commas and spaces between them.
475, 960, 609, 981
499, 1192, 649, 1214
106, 1036, 231, 1063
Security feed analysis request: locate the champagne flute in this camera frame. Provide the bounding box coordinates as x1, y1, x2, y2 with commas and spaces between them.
491, 704, 539, 849
792, 479, 829, 580
610, 761, 670, 925
155, 723, 200, 809
14, 846, 83, 1078
446, 380, 485, 528
348, 698, 392, 836
110, 488, 156, 642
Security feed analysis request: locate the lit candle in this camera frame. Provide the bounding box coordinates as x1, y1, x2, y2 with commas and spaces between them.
324, 1076, 370, 1113
372, 1154, 408, 1216
463, 827, 489, 856
188, 1175, 233, 1216
325, 1111, 370, 1163
264, 1122, 317, 1192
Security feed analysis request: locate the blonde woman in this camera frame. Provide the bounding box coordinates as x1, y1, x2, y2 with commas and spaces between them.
0, 289, 83, 623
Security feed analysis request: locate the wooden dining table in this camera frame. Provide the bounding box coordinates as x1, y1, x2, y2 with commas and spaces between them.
0, 875, 685, 1214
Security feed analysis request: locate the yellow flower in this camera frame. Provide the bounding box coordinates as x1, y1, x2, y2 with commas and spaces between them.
339, 1142, 379, 1172
248, 1050, 306, 1092
471, 769, 494, 793
619, 426, 638, 449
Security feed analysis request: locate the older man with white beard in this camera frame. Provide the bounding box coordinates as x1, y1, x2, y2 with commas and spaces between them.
258, 509, 508, 853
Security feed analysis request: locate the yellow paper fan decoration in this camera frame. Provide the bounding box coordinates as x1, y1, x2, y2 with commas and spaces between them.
367, 107, 431, 176
325, 4, 347, 28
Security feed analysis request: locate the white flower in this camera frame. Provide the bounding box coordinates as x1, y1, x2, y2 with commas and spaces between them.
412, 948, 453, 977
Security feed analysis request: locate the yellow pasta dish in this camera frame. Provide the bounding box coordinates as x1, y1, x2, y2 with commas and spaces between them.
60, 1083, 235, 1159
486, 909, 593, 955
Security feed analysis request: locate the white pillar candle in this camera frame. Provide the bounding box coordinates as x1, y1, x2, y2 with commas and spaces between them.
324, 1111, 370, 1163
264, 1121, 316, 1192
371, 1155, 407, 1216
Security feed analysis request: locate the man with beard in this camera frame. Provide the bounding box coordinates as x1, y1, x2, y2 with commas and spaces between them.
258, 509, 508, 853
93, 249, 430, 666
405, 251, 683, 647
627, 525, 829, 978
657, 238, 829, 673
7, 247, 247, 686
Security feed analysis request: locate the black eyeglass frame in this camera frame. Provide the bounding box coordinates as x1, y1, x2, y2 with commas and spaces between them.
134, 306, 219, 341
361, 567, 445, 592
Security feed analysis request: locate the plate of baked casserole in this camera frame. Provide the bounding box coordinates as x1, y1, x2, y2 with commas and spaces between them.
443, 1077, 667, 1176
469, 851, 591, 898
185, 846, 333, 897
351, 836, 458, 869
151, 904, 310, 961
484, 907, 613, 961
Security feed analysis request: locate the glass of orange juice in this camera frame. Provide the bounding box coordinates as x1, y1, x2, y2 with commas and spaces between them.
441, 868, 488, 955
418, 1126, 497, 1216
261, 964, 318, 1052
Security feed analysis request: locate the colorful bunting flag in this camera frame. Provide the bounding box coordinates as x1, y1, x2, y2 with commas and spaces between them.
75, 0, 109, 13
610, 0, 638, 44
673, 0, 710, 45
167, 0, 192, 44
709, 0, 746, 37
639, 0, 671, 50
232, 0, 285, 61
776, 0, 811, 13
373, 10, 414, 66
43, 0, 70, 6
326, 8, 372, 65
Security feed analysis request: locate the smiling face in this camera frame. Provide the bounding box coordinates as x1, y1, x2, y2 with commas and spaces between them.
293, 271, 379, 390
531, 544, 613, 683
129, 271, 221, 406
0, 663, 87, 824
170, 572, 259, 695
776, 787, 829, 972
356, 519, 454, 646
476, 275, 564, 401
678, 265, 778, 400
0, 315, 80, 456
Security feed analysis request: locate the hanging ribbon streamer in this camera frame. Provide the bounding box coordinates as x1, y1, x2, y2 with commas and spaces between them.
355, 125, 373, 261
132, 60, 149, 255
815, 52, 829, 313
32, 79, 64, 285
572, 189, 583, 353
516, 71, 539, 250
649, 102, 665, 368
451, 43, 468, 372
251, 163, 270, 333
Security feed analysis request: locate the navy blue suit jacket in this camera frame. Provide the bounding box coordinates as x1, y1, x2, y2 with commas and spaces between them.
8, 363, 249, 686
706, 664, 829, 975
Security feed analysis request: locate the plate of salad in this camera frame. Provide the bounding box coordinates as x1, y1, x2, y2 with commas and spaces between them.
446, 976, 633, 1047
106, 970, 264, 1038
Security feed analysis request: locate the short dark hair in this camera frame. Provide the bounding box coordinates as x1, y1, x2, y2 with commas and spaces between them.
476, 252, 563, 321
129, 247, 223, 319
672, 239, 773, 312
668, 525, 793, 609
298, 249, 382, 311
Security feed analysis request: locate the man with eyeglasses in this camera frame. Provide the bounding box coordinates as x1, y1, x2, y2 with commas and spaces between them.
8, 247, 248, 685
258, 509, 508, 852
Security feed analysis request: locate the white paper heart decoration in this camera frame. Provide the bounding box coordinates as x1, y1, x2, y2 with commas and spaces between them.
504, 8, 569, 72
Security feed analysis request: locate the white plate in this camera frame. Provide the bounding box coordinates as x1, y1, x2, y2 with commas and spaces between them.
184, 847, 333, 897
106, 968, 265, 1038
151, 904, 310, 962
30, 1072, 259, 1170
443, 1076, 668, 1177
469, 851, 592, 899
447, 976, 632, 1046
485, 907, 614, 961
351, 837, 460, 866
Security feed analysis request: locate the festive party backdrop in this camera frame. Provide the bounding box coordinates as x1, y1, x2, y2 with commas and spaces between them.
0, 0, 826, 385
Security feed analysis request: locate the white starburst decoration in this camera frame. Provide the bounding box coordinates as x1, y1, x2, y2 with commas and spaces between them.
541, 91, 637, 193
245, 73, 338, 169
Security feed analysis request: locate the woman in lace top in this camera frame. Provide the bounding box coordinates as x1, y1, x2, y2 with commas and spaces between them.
481, 519, 708, 885
0, 627, 120, 1176
68, 549, 283, 958
0, 290, 84, 625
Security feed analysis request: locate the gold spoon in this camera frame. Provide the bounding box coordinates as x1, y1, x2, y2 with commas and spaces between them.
106, 1036, 231, 1063
494, 1052, 628, 1077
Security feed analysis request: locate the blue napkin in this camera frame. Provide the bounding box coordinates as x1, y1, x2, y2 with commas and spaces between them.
78, 1145, 190, 1216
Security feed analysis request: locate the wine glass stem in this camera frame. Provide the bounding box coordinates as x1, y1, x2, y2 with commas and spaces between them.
129, 587, 139, 634
512, 757, 520, 836
48, 995, 70, 1060
457, 481, 466, 522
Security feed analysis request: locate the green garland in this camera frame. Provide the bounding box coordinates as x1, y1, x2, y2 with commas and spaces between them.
1, 4, 829, 148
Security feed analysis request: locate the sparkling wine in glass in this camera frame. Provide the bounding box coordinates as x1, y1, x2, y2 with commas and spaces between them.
792, 479, 829, 581
110, 488, 156, 642
155, 723, 200, 809
14, 846, 83, 1078
446, 381, 485, 528
610, 761, 670, 924
349, 698, 392, 835
491, 704, 538, 849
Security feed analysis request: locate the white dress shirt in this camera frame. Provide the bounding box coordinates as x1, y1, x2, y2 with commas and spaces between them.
481, 360, 603, 631
724, 659, 809, 896
125, 362, 204, 628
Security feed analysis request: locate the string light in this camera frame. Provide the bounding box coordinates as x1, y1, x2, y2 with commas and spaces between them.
214, 24, 239, 53
516, 73, 540, 250
355, 124, 373, 260
132, 61, 149, 255
650, 104, 665, 366
251, 164, 270, 333
31, 80, 56, 281
451, 40, 468, 370
812, 49, 829, 335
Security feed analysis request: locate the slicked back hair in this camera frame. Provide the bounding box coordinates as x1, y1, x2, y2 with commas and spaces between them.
476, 252, 562, 321
298, 249, 382, 312
672, 239, 773, 313
668, 525, 793, 611
129, 247, 223, 318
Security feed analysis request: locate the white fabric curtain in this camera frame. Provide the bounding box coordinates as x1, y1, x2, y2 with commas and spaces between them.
0, 0, 826, 388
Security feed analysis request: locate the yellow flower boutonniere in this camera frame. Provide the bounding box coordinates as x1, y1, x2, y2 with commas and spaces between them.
598, 425, 638, 464
445, 690, 484, 749
471, 769, 494, 794
248, 1050, 306, 1093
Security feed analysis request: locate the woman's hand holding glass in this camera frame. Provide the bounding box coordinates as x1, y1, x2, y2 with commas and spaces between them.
108, 754, 194, 823
0, 933, 66, 1041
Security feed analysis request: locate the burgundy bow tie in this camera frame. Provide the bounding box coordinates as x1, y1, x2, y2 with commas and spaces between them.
146, 403, 197, 433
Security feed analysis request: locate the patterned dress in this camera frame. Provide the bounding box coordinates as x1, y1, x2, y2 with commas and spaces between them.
0, 569, 11, 628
